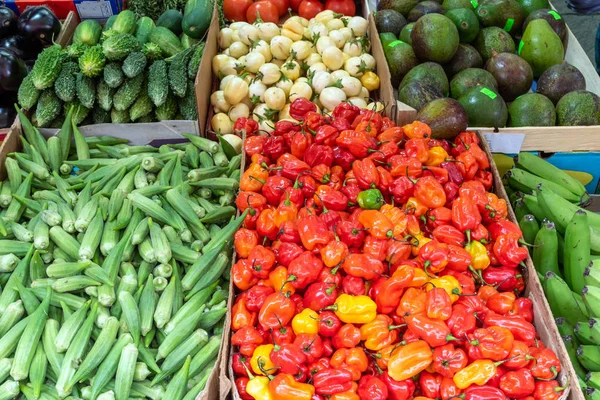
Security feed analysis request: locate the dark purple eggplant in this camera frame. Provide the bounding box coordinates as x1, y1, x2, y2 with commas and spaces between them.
0, 105, 16, 128
0, 7, 17, 39
0, 48, 26, 93
0, 91, 17, 107
17, 6, 60, 46
0, 35, 42, 61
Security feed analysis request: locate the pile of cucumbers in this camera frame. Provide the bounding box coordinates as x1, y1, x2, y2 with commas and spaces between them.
505, 152, 600, 398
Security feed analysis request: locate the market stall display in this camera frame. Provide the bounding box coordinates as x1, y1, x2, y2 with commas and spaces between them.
16, 6, 209, 128
0, 6, 63, 129
0, 108, 243, 399
227, 98, 570, 400
504, 153, 600, 397
375, 0, 600, 134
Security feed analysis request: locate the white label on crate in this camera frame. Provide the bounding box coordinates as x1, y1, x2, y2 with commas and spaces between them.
76, 1, 114, 19
482, 132, 525, 154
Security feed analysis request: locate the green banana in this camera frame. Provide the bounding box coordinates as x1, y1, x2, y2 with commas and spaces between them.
522, 194, 546, 222
513, 198, 531, 222
532, 221, 561, 277
563, 334, 589, 380
555, 317, 577, 339
579, 345, 600, 372
565, 210, 591, 294
515, 152, 588, 200
588, 373, 600, 391
519, 214, 539, 245
585, 261, 600, 287
576, 318, 600, 345
543, 271, 588, 325
506, 168, 582, 203
583, 285, 600, 318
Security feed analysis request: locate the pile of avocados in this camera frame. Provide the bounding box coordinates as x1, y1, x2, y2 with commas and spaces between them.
375, 0, 599, 138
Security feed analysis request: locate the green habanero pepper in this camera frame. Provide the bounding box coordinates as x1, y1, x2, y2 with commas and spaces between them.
357, 189, 384, 210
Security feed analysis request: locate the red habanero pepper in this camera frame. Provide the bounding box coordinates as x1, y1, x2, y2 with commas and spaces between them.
233, 353, 252, 377
294, 333, 324, 363
381, 372, 416, 400
245, 285, 275, 312
532, 380, 568, 400
378, 126, 403, 143
297, 175, 318, 199
291, 130, 313, 160
493, 234, 528, 268
318, 311, 342, 337
274, 119, 302, 136
414, 176, 447, 208
341, 182, 361, 205
274, 242, 303, 267
377, 166, 394, 194
278, 220, 301, 244
456, 294, 486, 314
504, 341, 532, 370
499, 368, 535, 398
386, 240, 412, 266
376, 265, 416, 314
459, 180, 487, 208
342, 275, 365, 296
397, 287, 427, 318
476, 170, 493, 189
336, 220, 366, 248
236, 191, 267, 214
336, 130, 378, 158
441, 161, 463, 185
484, 312, 537, 346
452, 196, 482, 239
418, 240, 449, 275
333, 102, 360, 122
290, 98, 317, 121
403, 121, 431, 140
356, 120, 378, 138
468, 142, 490, 170
405, 314, 457, 347
444, 182, 459, 205
330, 347, 368, 380
447, 304, 476, 338
389, 155, 423, 179
298, 214, 330, 250
391, 176, 416, 204
314, 185, 349, 212
248, 245, 276, 279
359, 314, 399, 351
377, 141, 400, 160
456, 151, 479, 180
464, 385, 508, 400
406, 138, 430, 163
303, 282, 338, 311
305, 144, 334, 168
258, 292, 296, 330
231, 326, 264, 357
235, 377, 253, 400
358, 210, 393, 239
466, 326, 514, 361
488, 220, 523, 240
273, 325, 295, 346
426, 287, 453, 320
419, 371, 443, 399
244, 136, 267, 159
487, 291, 516, 315
481, 266, 522, 292
471, 224, 490, 243
332, 146, 356, 171
257, 208, 279, 241
289, 251, 324, 290
313, 369, 353, 395
309, 358, 331, 376
234, 117, 259, 137
319, 267, 342, 288
482, 193, 508, 222
358, 375, 388, 400
440, 377, 462, 400
363, 236, 389, 262
332, 323, 361, 349
270, 343, 307, 375
433, 344, 468, 378
352, 158, 380, 190
303, 111, 326, 132
342, 253, 384, 280
234, 228, 259, 259
263, 136, 287, 161
232, 259, 259, 291
330, 117, 352, 134
446, 245, 472, 272
510, 298, 533, 322
426, 207, 453, 229
352, 110, 383, 131
432, 225, 465, 247
528, 347, 561, 380
262, 176, 293, 206
278, 156, 311, 180
231, 297, 257, 331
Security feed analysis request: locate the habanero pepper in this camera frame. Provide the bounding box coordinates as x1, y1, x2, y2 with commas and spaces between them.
331, 323, 362, 349
426, 287, 453, 320
303, 282, 337, 311
493, 234, 528, 268
403, 121, 431, 140
452, 196, 482, 240
258, 292, 296, 330
297, 214, 330, 251
330, 347, 368, 380
233, 353, 252, 377
263, 136, 287, 162
381, 371, 416, 400
235, 228, 260, 259
499, 368, 535, 399
440, 377, 462, 400
466, 326, 514, 361
447, 304, 477, 338
357, 188, 385, 210
314, 185, 349, 212
405, 314, 458, 347
233, 259, 260, 291
288, 251, 323, 290
419, 371, 443, 399
333, 102, 360, 123
486, 291, 516, 315
294, 333, 324, 363
352, 158, 380, 190
463, 385, 508, 400
456, 151, 479, 180
232, 296, 258, 331
359, 314, 400, 351
389, 155, 423, 179
327, 294, 377, 324
358, 375, 388, 400
465, 240, 491, 271
241, 163, 269, 192
419, 240, 450, 275
313, 369, 353, 396
388, 340, 434, 381
532, 380, 568, 400
432, 344, 468, 378
289, 98, 317, 121
273, 325, 295, 346
376, 265, 416, 314
232, 326, 265, 357
342, 275, 365, 296
510, 297, 533, 322
414, 176, 447, 209
248, 245, 277, 279
446, 244, 472, 272
274, 242, 303, 268
504, 340, 533, 370
342, 253, 384, 280
484, 312, 537, 346
251, 344, 276, 376
262, 176, 293, 206
257, 208, 279, 241
270, 343, 307, 375
245, 136, 267, 159
236, 191, 268, 215
453, 359, 499, 389
292, 308, 319, 335
268, 373, 315, 400
318, 311, 342, 337
432, 225, 465, 247
528, 347, 561, 380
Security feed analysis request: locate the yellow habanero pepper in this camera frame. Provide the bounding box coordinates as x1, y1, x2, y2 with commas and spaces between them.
247, 373, 273, 400
465, 240, 490, 270
292, 308, 319, 335
387, 340, 433, 381
251, 344, 275, 376
411, 234, 432, 256
360, 71, 380, 91
453, 359, 497, 389
331, 294, 377, 324
426, 146, 449, 167
427, 275, 461, 303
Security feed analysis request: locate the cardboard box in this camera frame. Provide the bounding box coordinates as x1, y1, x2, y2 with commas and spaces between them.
4, 0, 120, 20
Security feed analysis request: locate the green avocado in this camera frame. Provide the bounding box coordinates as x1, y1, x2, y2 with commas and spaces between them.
519, 19, 564, 77
442, 0, 475, 10
458, 85, 508, 127
400, 22, 416, 44
378, 0, 420, 17
375, 9, 408, 36
399, 62, 450, 95
516, 0, 549, 15
408, 1, 446, 21
472, 26, 516, 62
508, 93, 556, 126
556, 90, 600, 126
475, 0, 525, 34
399, 81, 445, 111
536, 63, 586, 104
384, 40, 419, 86
411, 13, 460, 63
523, 9, 567, 48
485, 52, 533, 101
444, 44, 483, 76
417, 98, 469, 138
446, 8, 480, 43
450, 67, 498, 99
